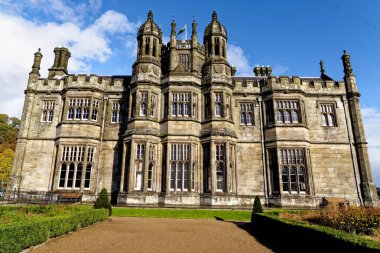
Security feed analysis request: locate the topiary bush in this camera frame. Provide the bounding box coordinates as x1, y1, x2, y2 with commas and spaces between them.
94, 188, 112, 216
251, 196, 263, 222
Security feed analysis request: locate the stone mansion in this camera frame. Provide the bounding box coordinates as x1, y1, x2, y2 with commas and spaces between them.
9, 11, 378, 208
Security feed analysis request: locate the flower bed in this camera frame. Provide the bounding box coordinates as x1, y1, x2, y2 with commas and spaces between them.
0, 205, 108, 253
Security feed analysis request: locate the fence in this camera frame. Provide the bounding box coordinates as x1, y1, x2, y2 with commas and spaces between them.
0, 189, 96, 205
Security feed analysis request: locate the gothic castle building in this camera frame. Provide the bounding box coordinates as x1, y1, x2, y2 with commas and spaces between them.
10, 11, 378, 207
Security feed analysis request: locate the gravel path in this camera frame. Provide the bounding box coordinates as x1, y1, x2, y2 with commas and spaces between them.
29, 217, 272, 253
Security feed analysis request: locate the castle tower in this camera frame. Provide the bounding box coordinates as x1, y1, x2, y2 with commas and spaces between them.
341, 50, 379, 206
121, 11, 163, 197
48, 47, 70, 78
201, 11, 237, 195
132, 10, 162, 85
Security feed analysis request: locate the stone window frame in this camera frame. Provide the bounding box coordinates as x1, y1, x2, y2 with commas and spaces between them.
239, 102, 254, 126
149, 93, 158, 118
215, 92, 223, 117
134, 143, 145, 191
171, 92, 191, 118
41, 100, 55, 123
140, 92, 148, 116
147, 144, 156, 191
215, 143, 226, 192
278, 148, 309, 195
275, 99, 301, 125
170, 143, 191, 192
110, 100, 126, 124
57, 145, 95, 190
67, 97, 91, 121
319, 102, 337, 127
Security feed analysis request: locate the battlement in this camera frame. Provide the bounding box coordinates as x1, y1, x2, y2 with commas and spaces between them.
232, 76, 346, 95
27, 74, 131, 93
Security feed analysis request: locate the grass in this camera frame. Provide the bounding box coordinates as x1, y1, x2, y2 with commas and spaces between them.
112, 207, 252, 221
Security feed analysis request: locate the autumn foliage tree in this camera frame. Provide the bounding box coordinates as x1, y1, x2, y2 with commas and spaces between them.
0, 114, 19, 188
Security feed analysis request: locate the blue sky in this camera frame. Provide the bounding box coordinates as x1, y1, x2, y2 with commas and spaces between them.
0, 0, 380, 185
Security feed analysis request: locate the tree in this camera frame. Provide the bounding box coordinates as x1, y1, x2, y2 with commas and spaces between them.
0, 148, 14, 188
94, 188, 112, 216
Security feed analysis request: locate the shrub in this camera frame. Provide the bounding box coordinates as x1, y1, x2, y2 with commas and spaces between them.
251, 196, 263, 222
319, 197, 329, 209
312, 206, 380, 235
94, 188, 112, 216
0, 207, 108, 253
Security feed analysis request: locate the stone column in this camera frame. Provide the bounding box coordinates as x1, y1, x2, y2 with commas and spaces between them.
210, 140, 216, 193
119, 142, 127, 192
225, 141, 230, 193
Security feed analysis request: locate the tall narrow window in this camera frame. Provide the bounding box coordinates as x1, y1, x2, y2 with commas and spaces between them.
320, 104, 336, 127
215, 93, 223, 117
145, 37, 150, 55
148, 145, 155, 190
140, 92, 147, 116
163, 93, 169, 118
240, 103, 253, 125
111, 101, 126, 123
152, 38, 157, 57
280, 149, 307, 194
92, 99, 100, 121
135, 143, 145, 190
192, 94, 197, 119
150, 94, 157, 117
265, 100, 274, 125
131, 93, 136, 119
170, 144, 190, 191
41, 101, 55, 122
204, 93, 211, 119
215, 144, 225, 191
215, 37, 220, 56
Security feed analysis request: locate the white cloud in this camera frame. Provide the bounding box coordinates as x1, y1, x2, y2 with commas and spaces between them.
272, 64, 289, 76
362, 106, 380, 187
227, 44, 252, 76
0, 9, 139, 117
1, 0, 103, 25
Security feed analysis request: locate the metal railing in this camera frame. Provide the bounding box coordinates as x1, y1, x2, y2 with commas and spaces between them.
0, 189, 91, 205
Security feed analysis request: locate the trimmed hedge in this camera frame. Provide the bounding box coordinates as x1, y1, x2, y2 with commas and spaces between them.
252, 212, 380, 252
0, 208, 108, 253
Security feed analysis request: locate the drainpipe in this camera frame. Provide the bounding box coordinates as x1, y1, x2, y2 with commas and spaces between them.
342, 95, 363, 206
95, 95, 108, 196
258, 96, 268, 206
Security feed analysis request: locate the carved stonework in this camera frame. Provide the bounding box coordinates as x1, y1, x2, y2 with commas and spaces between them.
200, 127, 237, 138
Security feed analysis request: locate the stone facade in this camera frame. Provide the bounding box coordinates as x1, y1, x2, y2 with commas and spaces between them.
9, 11, 378, 208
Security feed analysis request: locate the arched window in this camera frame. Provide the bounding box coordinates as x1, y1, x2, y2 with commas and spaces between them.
75, 163, 83, 188
215, 37, 220, 56
291, 110, 298, 123
59, 163, 67, 187
276, 111, 283, 123
284, 111, 291, 123
67, 163, 75, 188
147, 163, 154, 190
322, 113, 328, 126
68, 107, 74, 119
84, 164, 91, 189
328, 114, 334, 126
290, 167, 297, 192
282, 166, 289, 192
216, 162, 224, 191
145, 37, 150, 55
152, 38, 157, 57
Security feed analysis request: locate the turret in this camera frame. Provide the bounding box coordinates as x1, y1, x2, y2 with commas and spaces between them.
341, 50, 379, 206
169, 18, 177, 72
30, 48, 43, 77
48, 47, 71, 78
203, 11, 227, 60
132, 10, 162, 84
135, 10, 162, 62
191, 18, 198, 74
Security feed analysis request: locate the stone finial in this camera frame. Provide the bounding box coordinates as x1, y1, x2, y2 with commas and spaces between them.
267, 66, 272, 76
192, 18, 197, 36
171, 18, 176, 36
320, 60, 325, 75
30, 48, 43, 75
253, 66, 261, 76
341, 50, 353, 77
148, 10, 153, 20
212, 11, 217, 21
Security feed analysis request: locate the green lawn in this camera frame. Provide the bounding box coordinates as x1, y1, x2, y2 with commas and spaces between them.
112, 207, 252, 221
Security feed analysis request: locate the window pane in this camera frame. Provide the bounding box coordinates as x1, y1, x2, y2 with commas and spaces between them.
170, 162, 176, 190
59, 163, 67, 187
177, 162, 183, 191
75, 163, 82, 188
67, 163, 75, 188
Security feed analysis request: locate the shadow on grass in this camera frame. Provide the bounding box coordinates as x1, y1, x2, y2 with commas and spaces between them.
220, 217, 379, 253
